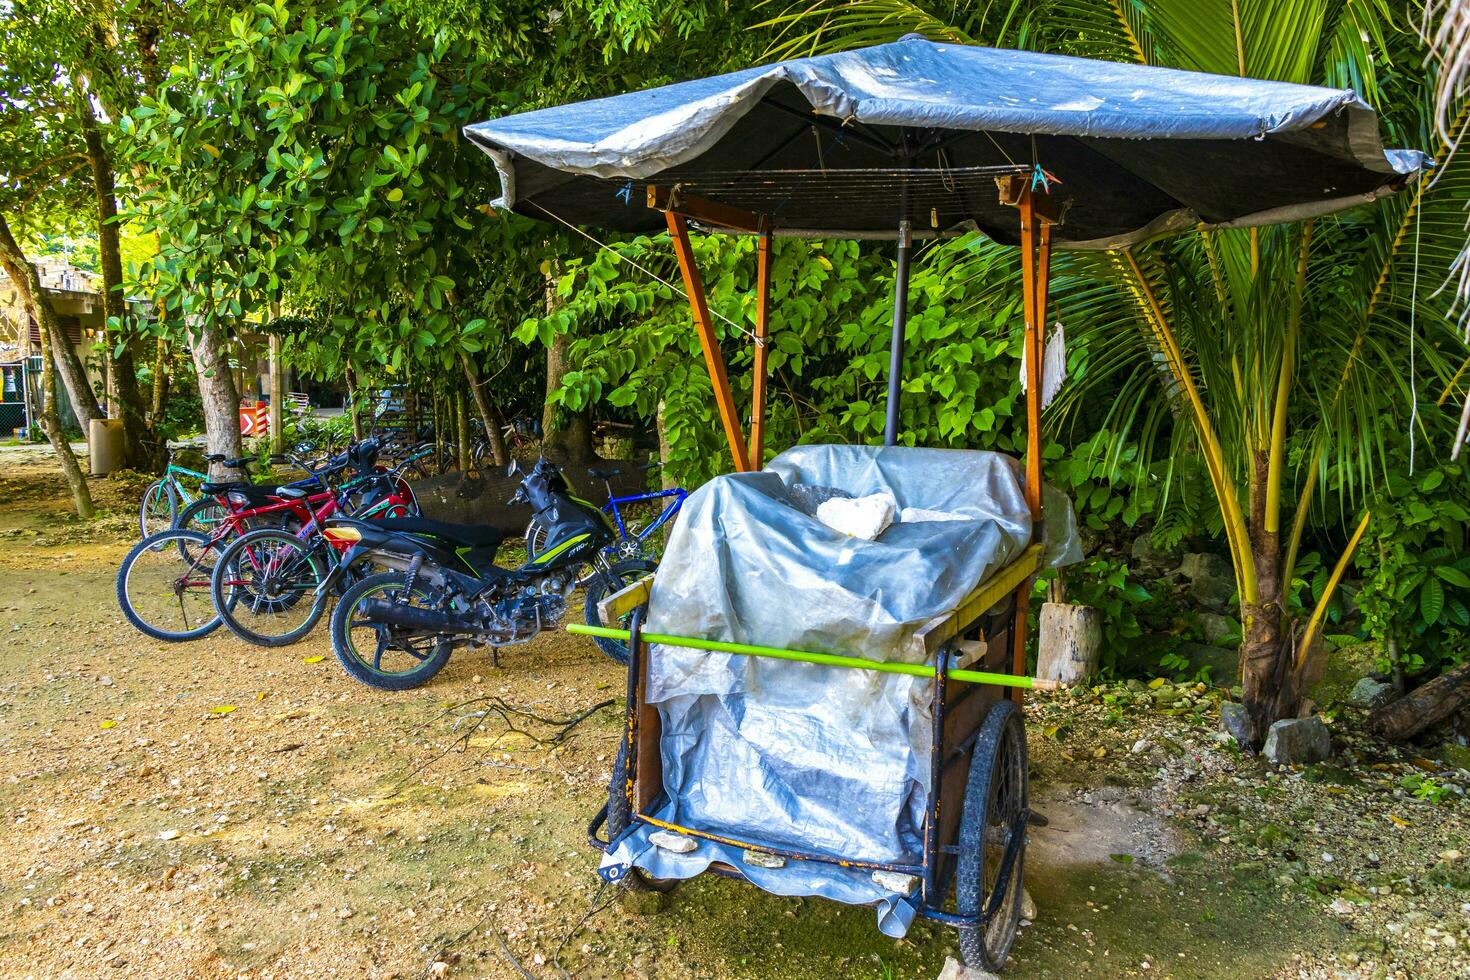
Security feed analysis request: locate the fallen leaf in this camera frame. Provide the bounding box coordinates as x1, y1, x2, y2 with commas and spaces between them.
1109, 853, 1134, 864
255, 692, 266, 701
210, 705, 237, 715
99, 720, 117, 730
303, 656, 325, 664
1388, 814, 1411, 828
1147, 677, 1166, 690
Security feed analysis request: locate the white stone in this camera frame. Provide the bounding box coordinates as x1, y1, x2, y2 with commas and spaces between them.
649, 830, 697, 854
871, 870, 918, 895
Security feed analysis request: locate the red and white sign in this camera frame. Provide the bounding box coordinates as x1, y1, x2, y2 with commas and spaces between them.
239, 402, 268, 437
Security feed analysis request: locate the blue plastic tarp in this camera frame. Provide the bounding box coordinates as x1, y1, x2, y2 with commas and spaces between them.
465, 36, 1425, 247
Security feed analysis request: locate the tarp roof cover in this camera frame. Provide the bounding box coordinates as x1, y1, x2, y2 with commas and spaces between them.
464, 36, 1425, 248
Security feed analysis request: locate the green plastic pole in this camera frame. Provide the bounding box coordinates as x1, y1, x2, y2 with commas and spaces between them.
566, 623, 1048, 690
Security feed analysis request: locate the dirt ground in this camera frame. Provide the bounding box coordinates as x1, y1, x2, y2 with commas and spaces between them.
0, 449, 1466, 979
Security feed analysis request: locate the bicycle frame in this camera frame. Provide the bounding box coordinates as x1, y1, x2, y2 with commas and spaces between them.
604, 487, 686, 549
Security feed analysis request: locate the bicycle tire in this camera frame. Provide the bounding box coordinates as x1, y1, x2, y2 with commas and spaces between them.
210, 529, 331, 647
139, 480, 178, 539
956, 700, 1028, 972
116, 529, 224, 642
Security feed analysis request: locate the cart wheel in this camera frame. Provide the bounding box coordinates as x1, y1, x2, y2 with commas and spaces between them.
955, 699, 1028, 972
606, 742, 679, 895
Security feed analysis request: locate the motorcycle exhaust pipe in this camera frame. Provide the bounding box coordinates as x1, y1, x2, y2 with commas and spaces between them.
359, 599, 478, 634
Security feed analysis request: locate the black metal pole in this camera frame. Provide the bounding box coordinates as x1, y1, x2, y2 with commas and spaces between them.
884, 217, 912, 447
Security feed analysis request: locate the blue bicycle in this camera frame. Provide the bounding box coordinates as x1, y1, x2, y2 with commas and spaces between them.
524, 460, 685, 564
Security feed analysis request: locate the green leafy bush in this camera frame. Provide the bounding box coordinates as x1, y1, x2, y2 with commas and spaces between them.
1353, 457, 1470, 677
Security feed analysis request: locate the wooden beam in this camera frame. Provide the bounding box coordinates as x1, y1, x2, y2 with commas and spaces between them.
750, 230, 772, 467
648, 185, 763, 234
596, 573, 655, 625
907, 543, 1044, 661
996, 174, 1065, 225
665, 211, 754, 472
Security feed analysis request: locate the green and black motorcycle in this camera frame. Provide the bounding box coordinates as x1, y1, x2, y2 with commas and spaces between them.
322, 458, 652, 690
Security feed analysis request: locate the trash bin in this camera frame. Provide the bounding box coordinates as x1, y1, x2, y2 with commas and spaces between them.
89, 417, 124, 476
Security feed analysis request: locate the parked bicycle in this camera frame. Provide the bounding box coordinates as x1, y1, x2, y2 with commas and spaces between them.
137, 446, 222, 538
525, 460, 685, 564
207, 443, 429, 647
115, 440, 421, 644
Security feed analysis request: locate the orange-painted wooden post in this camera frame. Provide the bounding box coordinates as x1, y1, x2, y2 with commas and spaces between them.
1012, 189, 1053, 699
750, 230, 772, 467
665, 210, 753, 472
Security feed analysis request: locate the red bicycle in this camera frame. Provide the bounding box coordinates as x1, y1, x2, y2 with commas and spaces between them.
116, 440, 420, 643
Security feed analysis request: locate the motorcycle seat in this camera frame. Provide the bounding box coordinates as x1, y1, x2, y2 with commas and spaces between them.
371, 516, 505, 550
199, 481, 291, 504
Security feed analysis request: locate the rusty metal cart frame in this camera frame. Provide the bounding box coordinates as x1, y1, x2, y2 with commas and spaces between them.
568, 173, 1062, 969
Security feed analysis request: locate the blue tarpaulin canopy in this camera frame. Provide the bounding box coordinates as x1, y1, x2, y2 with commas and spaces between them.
464, 35, 1425, 248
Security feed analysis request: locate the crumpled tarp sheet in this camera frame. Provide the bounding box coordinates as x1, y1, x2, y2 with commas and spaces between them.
464, 35, 1426, 247
600, 445, 1079, 934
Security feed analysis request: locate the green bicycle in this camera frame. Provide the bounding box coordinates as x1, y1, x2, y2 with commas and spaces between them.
138, 446, 251, 538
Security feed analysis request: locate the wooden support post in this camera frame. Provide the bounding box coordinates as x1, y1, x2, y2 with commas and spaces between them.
750, 230, 772, 468
666, 210, 753, 472
1019, 193, 1045, 522
1012, 189, 1054, 702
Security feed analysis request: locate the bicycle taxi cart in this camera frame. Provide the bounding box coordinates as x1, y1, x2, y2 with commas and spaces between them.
464, 37, 1423, 970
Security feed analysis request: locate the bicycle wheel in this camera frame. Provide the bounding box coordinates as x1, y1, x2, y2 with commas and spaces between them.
329, 572, 452, 690
116, 529, 224, 642
139, 480, 178, 538
956, 700, 1028, 972
582, 559, 657, 665
211, 529, 331, 647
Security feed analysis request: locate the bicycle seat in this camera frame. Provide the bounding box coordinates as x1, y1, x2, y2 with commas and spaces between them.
274, 486, 308, 500
371, 517, 504, 550
588, 466, 622, 479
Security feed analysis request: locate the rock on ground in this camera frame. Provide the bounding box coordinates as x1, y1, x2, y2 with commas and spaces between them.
937, 956, 1000, 980
1348, 676, 1397, 710
1219, 701, 1256, 748
1262, 716, 1333, 766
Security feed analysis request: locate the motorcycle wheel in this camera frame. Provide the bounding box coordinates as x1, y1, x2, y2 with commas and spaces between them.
330, 572, 452, 690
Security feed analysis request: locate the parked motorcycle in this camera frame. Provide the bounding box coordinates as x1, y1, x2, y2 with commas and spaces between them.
320, 457, 653, 689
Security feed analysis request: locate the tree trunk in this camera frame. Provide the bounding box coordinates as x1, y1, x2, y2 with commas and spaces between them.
540, 266, 593, 462
656, 398, 675, 491
151, 334, 169, 421
461, 352, 507, 467
191, 315, 243, 475
268, 333, 284, 453
455, 388, 472, 472
1239, 449, 1297, 744
1370, 662, 1470, 742
0, 213, 93, 517
80, 93, 154, 470
344, 364, 363, 441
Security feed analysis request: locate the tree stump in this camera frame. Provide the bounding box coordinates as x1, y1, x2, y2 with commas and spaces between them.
1036, 602, 1102, 685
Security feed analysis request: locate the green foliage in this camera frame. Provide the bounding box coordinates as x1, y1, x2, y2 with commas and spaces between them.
1353, 455, 1470, 676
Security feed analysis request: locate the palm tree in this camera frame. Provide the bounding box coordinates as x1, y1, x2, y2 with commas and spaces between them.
759, 0, 1469, 742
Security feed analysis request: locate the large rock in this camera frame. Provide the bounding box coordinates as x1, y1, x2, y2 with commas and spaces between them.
1178, 552, 1235, 612
1347, 677, 1397, 711
1196, 612, 1239, 646
1129, 531, 1179, 575
1441, 741, 1470, 772
1262, 716, 1332, 766
1180, 642, 1240, 684
1219, 701, 1257, 748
